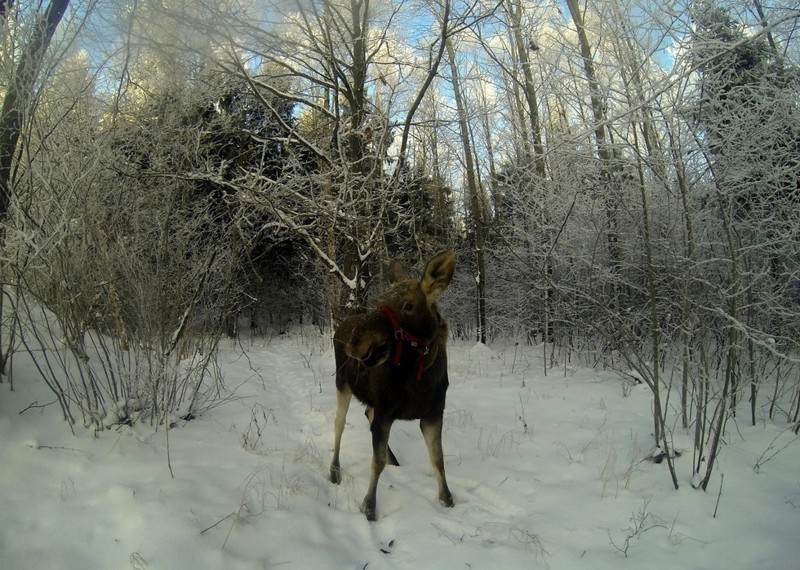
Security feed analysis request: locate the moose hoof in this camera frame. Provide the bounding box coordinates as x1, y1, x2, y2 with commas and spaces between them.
361, 498, 377, 521
330, 466, 342, 485
440, 493, 454, 508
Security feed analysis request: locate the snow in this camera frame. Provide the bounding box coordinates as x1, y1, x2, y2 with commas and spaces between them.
1, 332, 798, 569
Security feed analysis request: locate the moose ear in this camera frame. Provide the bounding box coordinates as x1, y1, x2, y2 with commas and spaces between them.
387, 260, 407, 285
421, 250, 455, 299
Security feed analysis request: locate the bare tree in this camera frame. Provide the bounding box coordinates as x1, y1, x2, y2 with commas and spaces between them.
0, 0, 71, 217
564, 0, 622, 282
444, 35, 488, 343
0, 0, 72, 380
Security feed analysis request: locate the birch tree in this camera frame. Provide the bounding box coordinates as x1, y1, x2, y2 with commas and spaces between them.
445, 35, 488, 343
0, 0, 74, 379
564, 0, 622, 283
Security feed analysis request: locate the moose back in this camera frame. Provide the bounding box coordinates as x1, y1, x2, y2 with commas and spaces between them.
329, 250, 456, 521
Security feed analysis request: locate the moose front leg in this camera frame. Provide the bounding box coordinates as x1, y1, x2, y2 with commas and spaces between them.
330, 384, 352, 484
420, 416, 454, 508
362, 416, 394, 521
365, 406, 400, 466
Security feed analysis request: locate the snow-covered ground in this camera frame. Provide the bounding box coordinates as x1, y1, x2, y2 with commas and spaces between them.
1, 331, 798, 569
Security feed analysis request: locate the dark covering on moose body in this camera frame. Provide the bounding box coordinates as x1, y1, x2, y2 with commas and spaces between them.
329, 250, 456, 521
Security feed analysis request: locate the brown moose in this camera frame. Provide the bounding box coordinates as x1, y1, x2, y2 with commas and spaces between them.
329, 250, 456, 521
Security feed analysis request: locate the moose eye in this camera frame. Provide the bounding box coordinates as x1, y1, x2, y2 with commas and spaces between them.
402, 302, 414, 313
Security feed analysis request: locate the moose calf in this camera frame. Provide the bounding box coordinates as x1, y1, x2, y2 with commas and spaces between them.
329, 250, 456, 521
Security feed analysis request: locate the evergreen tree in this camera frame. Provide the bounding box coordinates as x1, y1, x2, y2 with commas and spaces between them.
692, 2, 800, 219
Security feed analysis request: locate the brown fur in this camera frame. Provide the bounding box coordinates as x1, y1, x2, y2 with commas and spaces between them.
329, 250, 456, 521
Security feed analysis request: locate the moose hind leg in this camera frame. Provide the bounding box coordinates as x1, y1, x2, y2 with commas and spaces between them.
362, 417, 393, 521
420, 416, 454, 508
330, 384, 352, 484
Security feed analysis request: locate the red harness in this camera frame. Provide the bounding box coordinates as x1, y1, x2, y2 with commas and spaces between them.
378, 305, 429, 380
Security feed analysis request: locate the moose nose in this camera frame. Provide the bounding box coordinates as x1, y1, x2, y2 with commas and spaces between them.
347, 328, 389, 365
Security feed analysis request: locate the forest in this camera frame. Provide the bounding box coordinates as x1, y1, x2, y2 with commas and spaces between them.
1, 0, 799, 495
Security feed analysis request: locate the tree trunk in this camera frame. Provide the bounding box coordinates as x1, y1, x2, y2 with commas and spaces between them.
0, 0, 71, 217
504, 0, 546, 178
0, 1, 15, 18
446, 38, 487, 344
0, 0, 71, 377
564, 0, 621, 278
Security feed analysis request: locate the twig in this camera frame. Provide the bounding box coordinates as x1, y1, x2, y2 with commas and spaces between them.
223, 504, 248, 550
200, 512, 235, 534
753, 428, 800, 472
32, 444, 86, 453
713, 473, 724, 518
166, 422, 175, 479
19, 399, 57, 414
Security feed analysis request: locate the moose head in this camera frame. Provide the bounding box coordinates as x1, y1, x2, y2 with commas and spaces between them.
344, 250, 456, 367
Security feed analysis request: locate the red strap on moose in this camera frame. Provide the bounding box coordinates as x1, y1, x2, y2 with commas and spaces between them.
378, 306, 428, 380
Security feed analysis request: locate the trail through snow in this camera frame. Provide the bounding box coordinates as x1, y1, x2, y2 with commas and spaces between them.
1, 331, 798, 569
